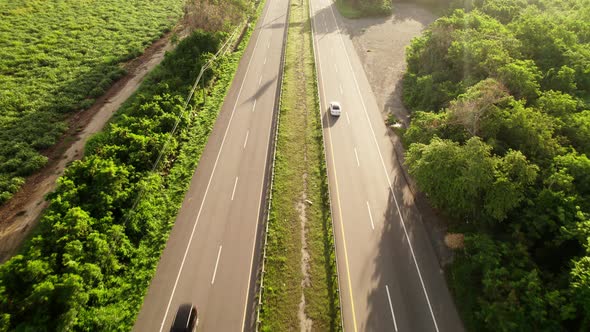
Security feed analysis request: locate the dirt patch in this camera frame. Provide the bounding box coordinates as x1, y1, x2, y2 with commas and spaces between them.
0, 22, 194, 263
297, 36, 312, 328
297, 196, 313, 332
338, 3, 456, 266
341, 3, 436, 126
445, 233, 465, 250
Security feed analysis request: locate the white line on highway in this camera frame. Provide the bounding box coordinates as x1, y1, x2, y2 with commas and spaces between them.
366, 201, 375, 230
243, 130, 250, 149
259, 76, 262, 86
386, 285, 399, 331
339, 84, 343, 95
252, 99, 257, 112
267, 41, 270, 49
354, 148, 360, 167
231, 177, 239, 201
345, 112, 350, 124
334, 63, 338, 72
264, 56, 267, 64
328, 4, 440, 331
242, 2, 289, 329
211, 246, 223, 284
158, 3, 270, 329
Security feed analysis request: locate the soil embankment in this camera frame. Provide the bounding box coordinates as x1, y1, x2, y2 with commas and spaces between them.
0, 26, 191, 263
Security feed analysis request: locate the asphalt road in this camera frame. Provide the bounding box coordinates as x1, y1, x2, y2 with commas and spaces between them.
133, 0, 288, 330
309, 1, 465, 331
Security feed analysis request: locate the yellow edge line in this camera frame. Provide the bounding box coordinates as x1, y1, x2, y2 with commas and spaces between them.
319, 43, 358, 332
326, 125, 359, 332
307, 0, 357, 328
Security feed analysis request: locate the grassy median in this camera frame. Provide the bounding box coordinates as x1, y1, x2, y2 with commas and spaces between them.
259, 0, 341, 330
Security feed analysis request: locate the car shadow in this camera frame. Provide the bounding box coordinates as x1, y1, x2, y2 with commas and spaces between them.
321, 106, 339, 129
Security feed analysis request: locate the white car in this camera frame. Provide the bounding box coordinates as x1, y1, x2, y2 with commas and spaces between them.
329, 101, 341, 116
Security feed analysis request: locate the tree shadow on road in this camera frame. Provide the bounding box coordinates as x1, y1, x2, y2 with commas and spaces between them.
363, 173, 465, 331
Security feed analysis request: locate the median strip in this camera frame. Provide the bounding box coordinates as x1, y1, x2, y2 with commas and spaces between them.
258, 0, 342, 329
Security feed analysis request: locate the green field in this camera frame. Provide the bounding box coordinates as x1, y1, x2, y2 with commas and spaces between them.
0, 0, 258, 328
0, 0, 185, 203
259, 0, 341, 330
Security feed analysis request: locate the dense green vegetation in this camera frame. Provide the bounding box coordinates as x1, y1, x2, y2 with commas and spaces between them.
0, 0, 185, 204
0, 5, 258, 329
259, 0, 341, 329
335, 0, 391, 18
402, 0, 590, 330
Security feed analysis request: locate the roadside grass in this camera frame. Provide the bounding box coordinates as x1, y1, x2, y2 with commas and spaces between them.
0, 0, 186, 204
0, 2, 263, 329
335, 0, 392, 18
260, 0, 341, 330
335, 0, 364, 19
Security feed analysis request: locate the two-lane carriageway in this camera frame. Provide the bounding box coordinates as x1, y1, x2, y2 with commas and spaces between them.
133, 0, 289, 330
309, 0, 465, 331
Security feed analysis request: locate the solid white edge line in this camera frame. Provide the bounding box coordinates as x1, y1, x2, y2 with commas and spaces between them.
211, 246, 223, 284
366, 201, 374, 230
231, 177, 239, 201
326, 4, 440, 332
158, 2, 271, 330
345, 112, 350, 124
241, 1, 288, 331
386, 285, 399, 332
252, 99, 257, 112
354, 147, 360, 167
244, 130, 250, 149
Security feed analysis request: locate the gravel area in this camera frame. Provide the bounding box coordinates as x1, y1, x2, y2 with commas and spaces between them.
341, 3, 436, 126
338, 3, 456, 266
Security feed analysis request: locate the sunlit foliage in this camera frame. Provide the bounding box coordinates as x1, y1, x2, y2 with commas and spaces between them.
0, 0, 185, 204
403, 0, 590, 330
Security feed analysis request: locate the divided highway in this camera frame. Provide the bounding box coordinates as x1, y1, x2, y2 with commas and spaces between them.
309, 1, 465, 331
133, 0, 288, 330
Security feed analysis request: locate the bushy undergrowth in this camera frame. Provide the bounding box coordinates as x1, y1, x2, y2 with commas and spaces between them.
0, 0, 185, 204
402, 0, 590, 330
335, 0, 392, 18
0, 14, 257, 329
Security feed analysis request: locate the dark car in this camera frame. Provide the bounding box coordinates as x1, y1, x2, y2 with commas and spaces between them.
170, 303, 198, 332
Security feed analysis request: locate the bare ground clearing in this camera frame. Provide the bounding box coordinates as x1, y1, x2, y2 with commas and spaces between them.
339, 3, 455, 265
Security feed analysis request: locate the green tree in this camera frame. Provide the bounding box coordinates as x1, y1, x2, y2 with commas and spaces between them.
571, 254, 590, 331
407, 137, 493, 220
494, 99, 562, 162
484, 150, 538, 221
463, 234, 574, 332
562, 110, 590, 155
496, 59, 541, 101
536, 90, 578, 118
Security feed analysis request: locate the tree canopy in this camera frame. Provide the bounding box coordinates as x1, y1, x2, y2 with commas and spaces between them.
402, 0, 590, 330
